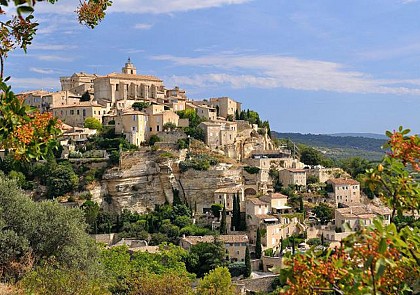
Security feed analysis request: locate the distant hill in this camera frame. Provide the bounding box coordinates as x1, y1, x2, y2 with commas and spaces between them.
272, 132, 387, 161
329, 133, 388, 140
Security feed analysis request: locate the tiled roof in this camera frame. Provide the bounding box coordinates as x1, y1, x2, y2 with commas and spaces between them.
52, 101, 103, 109
214, 186, 242, 194
247, 198, 269, 206
100, 72, 163, 82
328, 178, 359, 185
336, 204, 391, 219
182, 235, 248, 245
270, 193, 288, 199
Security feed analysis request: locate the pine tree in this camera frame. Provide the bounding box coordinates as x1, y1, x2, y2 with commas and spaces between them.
255, 227, 262, 259
280, 236, 284, 255
321, 232, 324, 246
235, 194, 241, 231
220, 204, 227, 235
245, 246, 251, 278
299, 197, 304, 213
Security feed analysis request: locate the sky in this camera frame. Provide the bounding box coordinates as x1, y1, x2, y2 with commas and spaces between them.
3, 0, 420, 134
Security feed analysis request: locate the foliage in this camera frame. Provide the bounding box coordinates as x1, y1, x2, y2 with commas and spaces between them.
231, 194, 241, 231
177, 109, 203, 128
125, 271, 193, 295
81, 200, 100, 234
244, 165, 260, 174
245, 246, 252, 278
45, 162, 79, 198
219, 204, 227, 234
132, 101, 150, 111
80, 91, 91, 102
0, 81, 61, 162
306, 238, 322, 246
148, 134, 161, 146
313, 203, 334, 224
364, 127, 420, 221
186, 240, 226, 278
255, 227, 262, 259
84, 117, 102, 130
179, 153, 219, 172
299, 146, 323, 166
0, 176, 100, 282
280, 221, 419, 294
278, 127, 420, 295
163, 122, 177, 131
196, 267, 235, 295
339, 157, 372, 178
211, 203, 223, 218
19, 262, 109, 295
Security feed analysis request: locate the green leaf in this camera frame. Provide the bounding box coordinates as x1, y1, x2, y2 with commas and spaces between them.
375, 258, 387, 279
378, 238, 387, 254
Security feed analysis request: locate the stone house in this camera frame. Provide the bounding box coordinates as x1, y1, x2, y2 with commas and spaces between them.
335, 204, 391, 232
20, 90, 81, 113
60, 72, 99, 96
196, 104, 217, 121
93, 59, 165, 105
209, 97, 241, 119
179, 235, 249, 263
199, 121, 237, 149
114, 110, 148, 146
279, 168, 307, 187
326, 178, 361, 206
213, 185, 245, 212
52, 101, 105, 127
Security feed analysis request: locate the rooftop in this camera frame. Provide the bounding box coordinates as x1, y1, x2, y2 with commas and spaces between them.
247, 198, 269, 206
328, 178, 360, 185
181, 235, 249, 245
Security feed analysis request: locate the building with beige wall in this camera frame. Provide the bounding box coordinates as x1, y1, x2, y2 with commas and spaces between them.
180, 235, 249, 263
306, 167, 347, 183
20, 90, 81, 113
60, 72, 99, 96
335, 204, 391, 232
213, 185, 245, 213
52, 101, 105, 127
326, 178, 361, 206
209, 97, 241, 119
199, 121, 237, 149
279, 168, 306, 187
94, 60, 164, 105
114, 110, 148, 146
196, 104, 217, 121
148, 110, 179, 135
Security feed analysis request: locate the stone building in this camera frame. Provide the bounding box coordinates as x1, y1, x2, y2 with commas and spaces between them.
213, 185, 245, 212
52, 101, 106, 127
93, 59, 165, 106
278, 168, 306, 187
20, 90, 81, 113
335, 204, 391, 232
114, 110, 148, 146
179, 235, 249, 263
209, 97, 241, 119
60, 72, 99, 96
326, 178, 361, 206
199, 121, 237, 149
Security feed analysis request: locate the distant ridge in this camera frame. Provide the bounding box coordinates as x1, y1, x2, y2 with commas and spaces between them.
272, 132, 387, 161
328, 133, 388, 140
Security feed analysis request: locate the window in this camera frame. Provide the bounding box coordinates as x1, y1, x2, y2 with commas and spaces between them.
116, 84, 119, 91
133, 115, 136, 121
77, 110, 80, 115
157, 125, 160, 131
70, 110, 74, 115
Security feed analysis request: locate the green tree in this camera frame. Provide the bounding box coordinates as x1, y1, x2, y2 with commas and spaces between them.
340, 157, 372, 178
313, 203, 334, 224
211, 203, 223, 219
148, 134, 161, 146
196, 267, 235, 295
219, 204, 227, 235
244, 246, 251, 278
80, 91, 91, 102
46, 163, 79, 198
255, 227, 262, 259
187, 241, 226, 277
299, 146, 323, 166
84, 117, 102, 130
81, 200, 100, 234
163, 122, 177, 131
0, 176, 100, 282
132, 101, 150, 111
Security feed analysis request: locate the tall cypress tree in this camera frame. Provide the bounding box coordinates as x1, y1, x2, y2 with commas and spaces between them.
255, 227, 262, 259
231, 195, 237, 231
280, 236, 284, 256
245, 246, 251, 278
220, 203, 227, 235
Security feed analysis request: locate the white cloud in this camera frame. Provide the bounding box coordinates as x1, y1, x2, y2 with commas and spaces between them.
29, 67, 57, 74
10, 77, 60, 91
134, 23, 153, 30
154, 54, 420, 95
34, 0, 251, 15
35, 55, 74, 62
31, 43, 78, 51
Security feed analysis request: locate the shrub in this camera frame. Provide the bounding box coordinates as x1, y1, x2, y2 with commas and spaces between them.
244, 166, 260, 174
148, 135, 161, 146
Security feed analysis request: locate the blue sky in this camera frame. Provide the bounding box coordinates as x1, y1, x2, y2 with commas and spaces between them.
3, 0, 420, 134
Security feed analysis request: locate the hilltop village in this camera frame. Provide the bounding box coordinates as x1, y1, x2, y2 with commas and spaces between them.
16, 59, 393, 293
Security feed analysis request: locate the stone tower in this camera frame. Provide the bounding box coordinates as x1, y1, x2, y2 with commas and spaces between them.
122, 58, 137, 75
